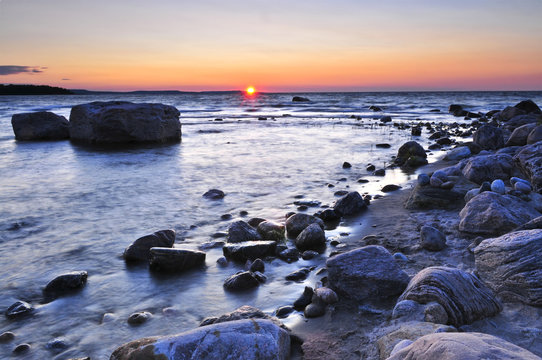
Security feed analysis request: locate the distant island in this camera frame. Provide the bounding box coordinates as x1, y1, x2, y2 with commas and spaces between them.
0, 84, 74, 95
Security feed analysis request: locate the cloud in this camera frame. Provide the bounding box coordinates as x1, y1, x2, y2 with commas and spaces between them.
0, 65, 46, 75
61, 78, 71, 81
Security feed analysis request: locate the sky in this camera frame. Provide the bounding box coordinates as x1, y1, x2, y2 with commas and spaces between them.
1, 0, 541, 92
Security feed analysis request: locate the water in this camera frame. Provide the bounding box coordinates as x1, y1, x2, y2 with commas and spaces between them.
1, 91, 541, 359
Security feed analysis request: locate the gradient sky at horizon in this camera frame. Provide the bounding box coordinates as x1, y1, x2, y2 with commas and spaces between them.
1, 0, 541, 91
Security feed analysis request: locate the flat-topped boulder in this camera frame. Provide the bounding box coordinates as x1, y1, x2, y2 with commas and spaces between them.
69, 101, 181, 144
149, 248, 206, 272
11, 111, 69, 140
124, 229, 176, 262
223, 241, 277, 262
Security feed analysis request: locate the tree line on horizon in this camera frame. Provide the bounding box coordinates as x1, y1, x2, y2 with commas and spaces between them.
0, 84, 74, 95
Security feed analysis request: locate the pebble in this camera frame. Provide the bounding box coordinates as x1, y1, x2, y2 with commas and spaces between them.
127, 311, 152, 325
216, 256, 228, 266
366, 164, 376, 171
393, 252, 408, 261
342, 161, 352, 169
0, 331, 15, 343
418, 173, 430, 186
490, 179, 506, 195
46, 338, 69, 351
373, 169, 386, 176
304, 302, 326, 318
301, 250, 319, 260
275, 306, 294, 318
249, 258, 265, 273
479, 181, 491, 193
515, 181, 532, 194
382, 184, 401, 192
5, 300, 33, 319
357, 178, 369, 183
440, 181, 455, 190
13, 343, 30, 354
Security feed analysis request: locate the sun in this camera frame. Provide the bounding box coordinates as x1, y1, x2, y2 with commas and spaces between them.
246, 86, 256, 95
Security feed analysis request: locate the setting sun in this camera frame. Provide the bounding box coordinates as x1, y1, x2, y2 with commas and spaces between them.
246, 86, 256, 95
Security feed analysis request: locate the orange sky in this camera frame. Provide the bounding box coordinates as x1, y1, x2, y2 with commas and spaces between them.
1, 0, 541, 91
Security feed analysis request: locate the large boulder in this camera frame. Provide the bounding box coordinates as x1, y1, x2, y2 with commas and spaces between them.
333, 191, 367, 216
473, 124, 504, 150
222, 241, 276, 262
386, 332, 540, 360
474, 229, 542, 306
459, 192, 540, 236
227, 220, 262, 243
326, 246, 410, 302
515, 99, 541, 114
69, 101, 181, 144
285, 213, 324, 238
514, 141, 542, 192
149, 248, 205, 272
295, 223, 326, 250
124, 230, 175, 262
527, 125, 542, 145
461, 154, 518, 184
498, 106, 526, 121
506, 123, 538, 147
394, 141, 427, 168
11, 111, 69, 140
110, 319, 290, 360
397, 267, 501, 327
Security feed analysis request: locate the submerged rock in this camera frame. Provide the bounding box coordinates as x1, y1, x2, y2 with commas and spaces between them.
227, 220, 262, 243
202, 189, 225, 200
285, 267, 311, 281
124, 229, 176, 262
200, 305, 285, 329
397, 266, 502, 327
285, 213, 324, 238
69, 101, 181, 144
43, 271, 88, 300
223, 241, 276, 262
5, 301, 33, 319
149, 247, 206, 272
111, 319, 290, 360
11, 111, 69, 140
475, 229, 542, 306
127, 311, 152, 325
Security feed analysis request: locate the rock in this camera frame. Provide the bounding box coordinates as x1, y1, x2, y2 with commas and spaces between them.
285, 213, 324, 238
374, 168, 386, 176
386, 332, 540, 360
227, 220, 262, 243
0, 332, 15, 343
395, 141, 427, 168
429, 176, 443, 188
285, 267, 311, 281
202, 189, 225, 200
200, 305, 284, 328
490, 179, 506, 194
440, 181, 455, 190
424, 302, 448, 324
514, 215, 542, 231
505, 123, 537, 146
295, 223, 326, 251
514, 141, 542, 192
376, 143, 392, 148
515, 99, 541, 114
503, 114, 542, 131
473, 124, 504, 150
420, 225, 446, 251
293, 286, 314, 310
252, 271, 267, 283
223, 241, 276, 262
444, 146, 471, 161
257, 221, 285, 241
275, 306, 294, 318
304, 302, 326, 318
111, 319, 290, 360
249, 258, 265, 273
43, 271, 88, 300
11, 111, 69, 140
333, 191, 367, 216
5, 301, 33, 319
380, 116, 392, 123
392, 300, 424, 321
390, 340, 413, 357
464, 188, 480, 203
499, 106, 526, 121
127, 311, 152, 325
397, 266, 502, 327
448, 104, 463, 114
13, 343, 30, 354
527, 125, 542, 144
326, 246, 410, 302
278, 247, 300, 262
301, 250, 319, 260
370, 105, 383, 111
393, 252, 408, 261
317, 208, 340, 222
459, 192, 540, 236
223, 271, 260, 291
342, 161, 352, 168
46, 337, 69, 351
462, 154, 517, 184
314, 287, 338, 304
411, 127, 422, 136
149, 247, 205, 272
69, 101, 181, 143
216, 256, 228, 266
436, 137, 452, 146
417, 174, 430, 186
292, 96, 310, 102
124, 229, 175, 262
382, 184, 401, 192
474, 229, 542, 306
479, 181, 491, 193
405, 177, 476, 210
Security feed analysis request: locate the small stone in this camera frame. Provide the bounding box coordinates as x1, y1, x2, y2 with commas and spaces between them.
418, 174, 430, 186
278, 248, 300, 262
376, 143, 392, 148
128, 311, 152, 325
382, 184, 401, 192
293, 286, 314, 310
490, 179, 506, 195
285, 268, 311, 281
440, 181, 455, 190
301, 250, 319, 260
314, 287, 339, 304
223, 271, 260, 291
373, 169, 386, 176
5, 300, 33, 319
252, 271, 267, 283
249, 258, 265, 273
393, 252, 408, 261
342, 161, 352, 169
420, 225, 446, 251
366, 164, 376, 171
0, 331, 15, 343
46, 337, 69, 351
216, 256, 228, 266
220, 214, 232, 220
515, 181, 532, 194
304, 302, 326, 318
13, 343, 30, 354
392, 300, 423, 320
202, 189, 225, 200
380, 116, 392, 123
479, 181, 491, 193
358, 178, 369, 183
430, 176, 443, 188
424, 302, 448, 324
275, 306, 294, 318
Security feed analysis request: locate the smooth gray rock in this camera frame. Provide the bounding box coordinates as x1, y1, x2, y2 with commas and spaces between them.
333, 191, 367, 216
420, 225, 446, 251
110, 319, 290, 360
473, 124, 504, 150
444, 146, 471, 161
223, 271, 260, 291
314, 287, 339, 304
149, 248, 205, 272
459, 192, 540, 236
69, 101, 181, 143
124, 229, 175, 262
527, 125, 542, 144
490, 179, 506, 194
285, 213, 324, 238
257, 221, 285, 241
11, 111, 69, 140
506, 123, 537, 146
462, 154, 518, 184
295, 223, 326, 250
223, 241, 276, 262
227, 220, 262, 243
475, 229, 542, 306
386, 332, 540, 360
514, 141, 542, 192
397, 266, 501, 327
326, 246, 410, 302
515, 181, 532, 194
43, 271, 88, 300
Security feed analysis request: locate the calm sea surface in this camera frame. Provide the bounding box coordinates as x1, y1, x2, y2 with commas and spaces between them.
1, 91, 541, 359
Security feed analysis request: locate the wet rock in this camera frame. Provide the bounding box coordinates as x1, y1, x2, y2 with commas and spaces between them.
405, 176, 476, 210
293, 286, 314, 310
199, 241, 225, 250
127, 311, 152, 325
304, 301, 326, 318
376, 143, 392, 148
227, 220, 262, 243
249, 258, 265, 273
285, 267, 311, 281
374, 168, 386, 176
316, 208, 340, 222
387, 332, 540, 360
301, 250, 319, 260
257, 221, 285, 241
503, 114, 541, 131
475, 229, 542, 306
223, 241, 276, 262
459, 192, 540, 236
285, 213, 324, 238
292, 96, 310, 102
200, 305, 285, 329
295, 223, 326, 251
223, 271, 260, 291
436, 137, 452, 146
440, 181, 455, 190
505, 123, 537, 146
417, 174, 430, 186
443, 146, 471, 161
111, 319, 290, 360
149, 247, 206, 272
314, 287, 338, 304
13, 343, 30, 354
420, 225, 446, 251
275, 306, 294, 318
5, 301, 33, 319
202, 188, 225, 200
124, 229, 175, 262
380, 116, 392, 123
514, 141, 542, 192
342, 161, 352, 168
394, 141, 427, 168
473, 124, 504, 150
216, 256, 228, 266
0, 332, 15, 343
252, 271, 267, 283
397, 266, 502, 327
382, 184, 401, 192
527, 125, 542, 144
278, 247, 300, 262
69, 101, 181, 144
11, 111, 69, 140
333, 191, 367, 216
462, 154, 517, 184
411, 127, 422, 136
43, 271, 88, 300
247, 217, 267, 228
499, 106, 526, 121
326, 246, 410, 302
515, 99, 541, 114
448, 104, 463, 114
490, 179, 505, 194
46, 337, 69, 351
370, 105, 383, 111
367, 164, 376, 171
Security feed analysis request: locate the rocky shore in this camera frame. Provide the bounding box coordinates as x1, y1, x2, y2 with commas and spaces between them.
4, 98, 542, 359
